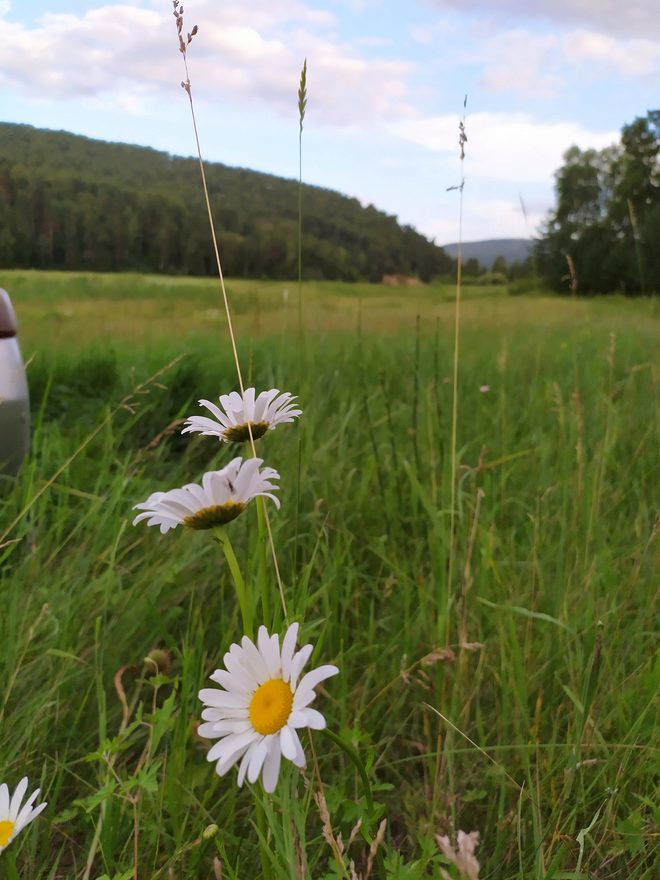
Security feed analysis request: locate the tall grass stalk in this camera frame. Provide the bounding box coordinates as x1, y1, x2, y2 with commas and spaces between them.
446, 97, 468, 639
172, 2, 287, 620
172, 9, 286, 879
293, 59, 307, 604
297, 59, 307, 340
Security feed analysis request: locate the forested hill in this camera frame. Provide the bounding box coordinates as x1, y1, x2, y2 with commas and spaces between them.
443, 239, 532, 269
0, 123, 451, 281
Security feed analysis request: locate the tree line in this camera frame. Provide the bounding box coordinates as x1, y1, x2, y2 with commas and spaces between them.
536, 110, 659, 295
0, 123, 452, 282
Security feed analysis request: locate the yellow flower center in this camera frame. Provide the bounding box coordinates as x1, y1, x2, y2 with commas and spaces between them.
225, 421, 270, 443
249, 678, 293, 735
183, 501, 246, 530
0, 820, 14, 847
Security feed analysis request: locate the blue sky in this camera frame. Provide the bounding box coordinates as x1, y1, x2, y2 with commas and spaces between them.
1, 0, 658, 243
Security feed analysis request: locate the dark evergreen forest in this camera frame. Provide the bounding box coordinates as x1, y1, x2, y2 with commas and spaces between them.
0, 123, 452, 282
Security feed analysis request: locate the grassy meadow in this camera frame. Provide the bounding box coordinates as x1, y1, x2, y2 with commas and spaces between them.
0, 269, 658, 879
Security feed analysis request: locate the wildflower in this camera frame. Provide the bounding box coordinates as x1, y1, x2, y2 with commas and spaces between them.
198, 623, 338, 792
436, 830, 481, 880
144, 648, 172, 676
479, 385, 490, 393
182, 388, 302, 443
0, 777, 47, 853
132, 458, 280, 534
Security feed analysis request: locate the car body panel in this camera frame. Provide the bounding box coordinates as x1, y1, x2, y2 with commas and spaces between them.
0, 289, 30, 476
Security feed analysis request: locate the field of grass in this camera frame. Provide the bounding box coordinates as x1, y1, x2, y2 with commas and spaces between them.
0, 270, 658, 879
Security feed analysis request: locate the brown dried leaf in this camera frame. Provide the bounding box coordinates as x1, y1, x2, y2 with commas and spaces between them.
421, 647, 456, 666
436, 830, 480, 880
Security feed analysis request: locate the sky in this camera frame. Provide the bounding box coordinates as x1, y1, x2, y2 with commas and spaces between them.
0, 1, 658, 245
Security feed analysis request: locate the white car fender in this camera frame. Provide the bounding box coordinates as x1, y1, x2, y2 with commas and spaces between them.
0, 288, 30, 477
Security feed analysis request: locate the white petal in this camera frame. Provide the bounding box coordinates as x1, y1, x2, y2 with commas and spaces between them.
297, 708, 327, 730
207, 471, 232, 506
9, 777, 28, 821
288, 726, 307, 767
14, 799, 47, 834
281, 623, 299, 682
198, 719, 251, 739
253, 389, 278, 422
288, 710, 309, 728
215, 745, 250, 777
224, 651, 255, 689
201, 707, 249, 723
279, 725, 298, 761
289, 644, 313, 689
236, 748, 252, 788
296, 665, 339, 696
259, 491, 281, 509
241, 635, 270, 684
262, 742, 282, 793
244, 387, 256, 421
257, 627, 281, 678
198, 689, 250, 710
13, 788, 39, 830
197, 721, 220, 739
208, 729, 258, 764
199, 399, 232, 425
292, 689, 316, 710
0, 783, 9, 817
247, 739, 270, 784
209, 669, 250, 694
269, 634, 282, 675
233, 458, 262, 501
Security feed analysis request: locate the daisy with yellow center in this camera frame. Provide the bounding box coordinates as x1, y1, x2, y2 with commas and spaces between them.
182, 388, 302, 444
198, 623, 338, 792
0, 777, 47, 853
132, 457, 280, 534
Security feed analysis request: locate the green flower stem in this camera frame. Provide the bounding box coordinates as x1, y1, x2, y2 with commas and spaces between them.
255, 796, 274, 880
214, 527, 252, 639
255, 497, 271, 628
320, 727, 374, 814
2, 849, 21, 880
320, 729, 386, 874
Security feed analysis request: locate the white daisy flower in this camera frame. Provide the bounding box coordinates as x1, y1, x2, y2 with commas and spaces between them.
182, 388, 302, 443
0, 777, 47, 853
132, 457, 280, 534
198, 622, 338, 793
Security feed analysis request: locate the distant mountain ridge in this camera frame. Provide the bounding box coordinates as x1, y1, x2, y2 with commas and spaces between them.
0, 123, 452, 282
443, 238, 533, 268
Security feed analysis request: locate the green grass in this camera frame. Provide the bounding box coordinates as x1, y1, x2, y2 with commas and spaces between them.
0, 270, 658, 879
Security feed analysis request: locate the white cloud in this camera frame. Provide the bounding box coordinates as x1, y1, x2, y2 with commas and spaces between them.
409, 19, 459, 45
478, 31, 563, 96
563, 30, 660, 77
330, 0, 385, 10
0, 0, 412, 125
426, 1, 660, 41
425, 197, 550, 244
472, 26, 658, 96
390, 113, 619, 184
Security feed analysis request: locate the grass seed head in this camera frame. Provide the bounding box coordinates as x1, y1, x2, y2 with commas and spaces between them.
298, 59, 308, 134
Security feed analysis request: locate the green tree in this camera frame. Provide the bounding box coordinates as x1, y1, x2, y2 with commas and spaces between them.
492, 254, 507, 274
537, 111, 659, 294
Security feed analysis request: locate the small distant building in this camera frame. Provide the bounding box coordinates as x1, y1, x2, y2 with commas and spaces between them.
381, 274, 425, 287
